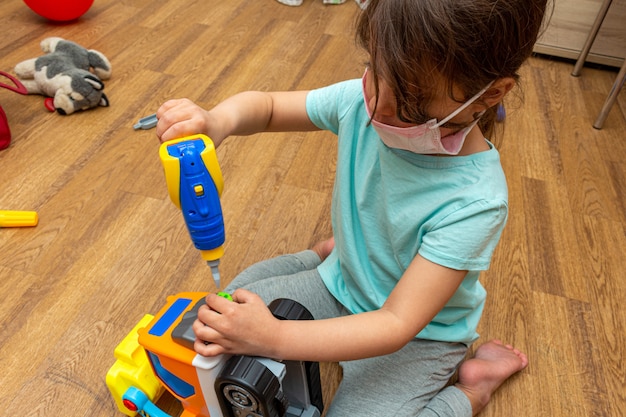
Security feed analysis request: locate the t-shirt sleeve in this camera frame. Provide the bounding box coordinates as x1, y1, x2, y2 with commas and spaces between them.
419, 199, 508, 271
306, 80, 359, 134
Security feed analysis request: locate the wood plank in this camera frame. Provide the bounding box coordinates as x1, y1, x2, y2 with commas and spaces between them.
0, 0, 624, 416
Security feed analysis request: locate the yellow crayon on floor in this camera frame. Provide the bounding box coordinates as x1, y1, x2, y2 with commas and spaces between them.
0, 210, 39, 227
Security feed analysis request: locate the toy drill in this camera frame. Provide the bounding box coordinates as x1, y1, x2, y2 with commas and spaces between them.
159, 134, 225, 289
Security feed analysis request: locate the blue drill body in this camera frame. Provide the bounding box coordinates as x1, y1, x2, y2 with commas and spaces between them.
168, 140, 224, 251
160, 135, 225, 288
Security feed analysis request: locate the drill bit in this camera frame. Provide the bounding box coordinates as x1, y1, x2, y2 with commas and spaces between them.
207, 259, 221, 289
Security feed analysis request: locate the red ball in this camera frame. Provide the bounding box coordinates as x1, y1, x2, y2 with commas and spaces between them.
23, 0, 94, 22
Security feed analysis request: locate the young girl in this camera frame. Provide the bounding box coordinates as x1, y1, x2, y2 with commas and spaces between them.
155, 0, 548, 415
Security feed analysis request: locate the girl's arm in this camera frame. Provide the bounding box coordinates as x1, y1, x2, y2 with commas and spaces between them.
155, 91, 319, 145
193, 254, 467, 362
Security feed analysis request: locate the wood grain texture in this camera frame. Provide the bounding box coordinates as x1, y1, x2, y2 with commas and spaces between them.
0, 0, 624, 416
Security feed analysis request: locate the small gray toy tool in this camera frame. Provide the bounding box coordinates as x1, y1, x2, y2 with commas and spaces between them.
134, 113, 158, 130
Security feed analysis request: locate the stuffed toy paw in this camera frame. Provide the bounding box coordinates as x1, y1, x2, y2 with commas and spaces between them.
14, 37, 111, 115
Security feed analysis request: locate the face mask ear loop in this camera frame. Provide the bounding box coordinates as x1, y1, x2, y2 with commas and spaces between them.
362, 68, 378, 126
434, 81, 494, 128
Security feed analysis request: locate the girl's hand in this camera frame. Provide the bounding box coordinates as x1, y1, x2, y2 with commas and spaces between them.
155, 98, 227, 145
155, 90, 316, 146
192, 289, 281, 358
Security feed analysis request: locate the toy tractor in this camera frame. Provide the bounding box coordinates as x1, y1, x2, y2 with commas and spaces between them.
107, 292, 323, 417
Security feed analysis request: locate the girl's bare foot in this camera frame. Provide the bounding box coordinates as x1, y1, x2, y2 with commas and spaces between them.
455, 339, 528, 415
312, 237, 335, 261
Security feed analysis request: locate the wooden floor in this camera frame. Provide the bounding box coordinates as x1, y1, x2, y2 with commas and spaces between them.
1, 0, 624, 416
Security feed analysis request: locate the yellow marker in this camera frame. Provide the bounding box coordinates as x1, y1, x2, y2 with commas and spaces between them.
0, 210, 39, 227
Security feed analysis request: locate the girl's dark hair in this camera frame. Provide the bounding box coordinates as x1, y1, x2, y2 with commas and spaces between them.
356, 0, 549, 137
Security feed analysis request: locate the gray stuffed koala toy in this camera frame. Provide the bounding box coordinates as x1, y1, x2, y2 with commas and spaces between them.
14, 37, 111, 115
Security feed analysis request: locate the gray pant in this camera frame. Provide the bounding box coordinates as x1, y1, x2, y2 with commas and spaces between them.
225, 251, 473, 417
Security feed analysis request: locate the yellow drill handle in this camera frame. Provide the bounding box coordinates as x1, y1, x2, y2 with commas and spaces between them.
159, 134, 224, 210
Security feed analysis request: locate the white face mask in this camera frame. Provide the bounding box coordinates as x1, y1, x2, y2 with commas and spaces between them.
362, 71, 493, 155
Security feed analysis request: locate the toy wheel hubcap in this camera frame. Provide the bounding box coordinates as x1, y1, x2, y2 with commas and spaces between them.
223, 384, 262, 417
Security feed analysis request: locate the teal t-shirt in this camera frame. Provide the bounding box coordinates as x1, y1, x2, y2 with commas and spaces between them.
306, 79, 508, 345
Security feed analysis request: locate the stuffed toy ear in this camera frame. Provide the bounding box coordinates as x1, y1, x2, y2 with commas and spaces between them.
99, 93, 110, 108
83, 74, 104, 90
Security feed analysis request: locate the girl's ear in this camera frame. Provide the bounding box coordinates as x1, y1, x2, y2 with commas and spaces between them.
482, 77, 516, 107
